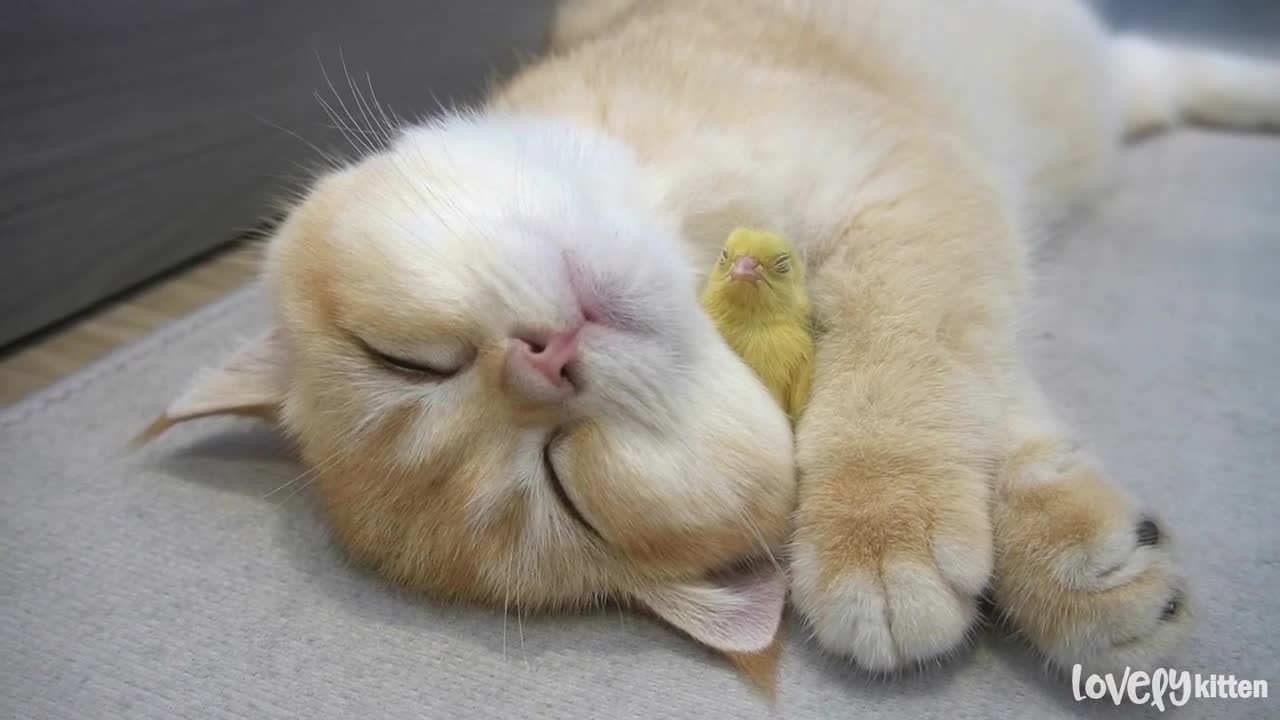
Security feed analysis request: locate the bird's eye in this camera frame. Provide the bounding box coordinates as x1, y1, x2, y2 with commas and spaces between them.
718, 249, 729, 264
774, 254, 792, 273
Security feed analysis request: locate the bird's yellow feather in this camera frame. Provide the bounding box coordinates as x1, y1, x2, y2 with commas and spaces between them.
701, 227, 815, 421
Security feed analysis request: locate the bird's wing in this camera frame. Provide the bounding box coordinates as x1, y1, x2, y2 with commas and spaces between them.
786, 336, 815, 421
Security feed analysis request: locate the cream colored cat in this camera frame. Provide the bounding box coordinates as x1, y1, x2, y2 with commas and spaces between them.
149, 0, 1280, 677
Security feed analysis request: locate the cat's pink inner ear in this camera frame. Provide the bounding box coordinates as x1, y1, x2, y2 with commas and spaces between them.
134, 328, 290, 444
636, 562, 787, 654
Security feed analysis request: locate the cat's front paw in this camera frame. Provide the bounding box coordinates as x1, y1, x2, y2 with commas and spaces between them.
992, 443, 1188, 675
789, 444, 994, 672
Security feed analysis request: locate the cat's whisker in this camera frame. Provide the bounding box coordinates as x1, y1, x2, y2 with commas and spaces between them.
502, 550, 514, 663
260, 452, 333, 499
276, 108, 439, 250
266, 445, 346, 504
517, 602, 529, 673
264, 416, 381, 504
347, 65, 398, 156
314, 93, 369, 160
364, 71, 401, 147
340, 49, 389, 154
316, 51, 380, 158
319, 63, 473, 255
312, 61, 364, 156
317, 122, 381, 138
251, 113, 346, 171
274, 471, 321, 506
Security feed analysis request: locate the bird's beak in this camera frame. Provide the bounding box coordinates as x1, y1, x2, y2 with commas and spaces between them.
730, 256, 762, 283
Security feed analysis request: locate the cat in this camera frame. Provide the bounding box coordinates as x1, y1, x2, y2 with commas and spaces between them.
147, 0, 1280, 677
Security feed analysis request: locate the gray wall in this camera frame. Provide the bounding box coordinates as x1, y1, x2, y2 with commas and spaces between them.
1095, 0, 1279, 49
0, 0, 555, 345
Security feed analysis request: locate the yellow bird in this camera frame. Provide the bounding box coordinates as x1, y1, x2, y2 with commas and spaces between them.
701, 227, 814, 421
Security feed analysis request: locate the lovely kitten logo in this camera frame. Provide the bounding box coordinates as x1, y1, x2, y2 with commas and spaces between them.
1073, 664, 1269, 712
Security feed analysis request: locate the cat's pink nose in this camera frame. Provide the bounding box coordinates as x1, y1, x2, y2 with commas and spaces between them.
731, 256, 762, 282
514, 327, 581, 389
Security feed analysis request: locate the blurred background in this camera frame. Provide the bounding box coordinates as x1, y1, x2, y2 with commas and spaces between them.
0, 0, 1277, 404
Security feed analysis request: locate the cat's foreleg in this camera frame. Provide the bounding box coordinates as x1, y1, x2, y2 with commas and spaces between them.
788, 153, 1020, 670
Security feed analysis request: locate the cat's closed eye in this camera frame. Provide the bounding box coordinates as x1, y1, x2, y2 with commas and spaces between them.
354, 336, 468, 379
543, 434, 603, 539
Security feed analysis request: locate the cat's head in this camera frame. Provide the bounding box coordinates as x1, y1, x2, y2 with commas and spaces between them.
150, 114, 796, 654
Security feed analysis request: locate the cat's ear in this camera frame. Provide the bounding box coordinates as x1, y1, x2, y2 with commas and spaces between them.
134, 328, 290, 444
634, 562, 786, 655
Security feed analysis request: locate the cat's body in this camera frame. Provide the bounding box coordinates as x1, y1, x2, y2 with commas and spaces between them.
530, 0, 1109, 264
155, 0, 1280, 678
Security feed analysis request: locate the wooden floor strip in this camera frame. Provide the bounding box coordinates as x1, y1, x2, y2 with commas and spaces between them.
0, 242, 261, 406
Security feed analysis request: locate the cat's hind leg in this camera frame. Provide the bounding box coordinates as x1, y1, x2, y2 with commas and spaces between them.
988, 378, 1188, 674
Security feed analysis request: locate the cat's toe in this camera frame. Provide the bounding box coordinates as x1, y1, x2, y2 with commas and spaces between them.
791, 543, 981, 672
1037, 572, 1190, 677
790, 431, 994, 672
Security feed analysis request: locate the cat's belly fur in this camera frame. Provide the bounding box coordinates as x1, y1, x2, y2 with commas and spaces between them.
496, 0, 1117, 275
